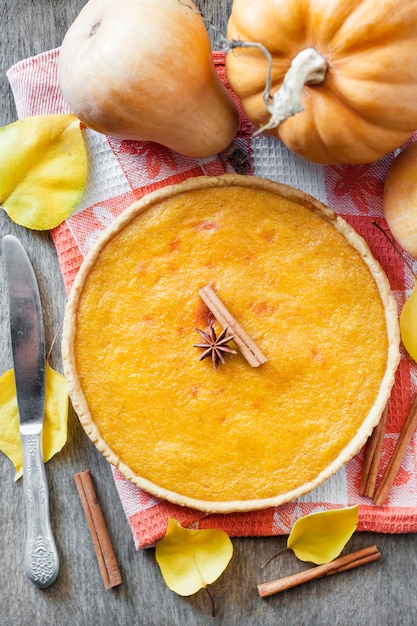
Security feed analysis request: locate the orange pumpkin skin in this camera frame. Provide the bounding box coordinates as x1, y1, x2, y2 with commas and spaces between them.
58, 0, 238, 158
226, 0, 417, 164
383, 142, 417, 259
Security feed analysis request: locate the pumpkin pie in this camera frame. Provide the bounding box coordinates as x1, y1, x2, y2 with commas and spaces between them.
62, 175, 400, 512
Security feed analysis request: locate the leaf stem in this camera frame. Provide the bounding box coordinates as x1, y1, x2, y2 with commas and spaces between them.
260, 546, 290, 569
204, 586, 216, 617
193, 555, 216, 616
372, 220, 416, 277
47, 319, 64, 363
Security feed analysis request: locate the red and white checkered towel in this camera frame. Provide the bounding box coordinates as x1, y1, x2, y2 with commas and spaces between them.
7, 48, 417, 549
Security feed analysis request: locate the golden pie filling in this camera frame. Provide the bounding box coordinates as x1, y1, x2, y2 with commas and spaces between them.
62, 175, 400, 512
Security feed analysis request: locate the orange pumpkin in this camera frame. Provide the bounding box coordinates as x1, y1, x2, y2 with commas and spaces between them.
226, 0, 417, 164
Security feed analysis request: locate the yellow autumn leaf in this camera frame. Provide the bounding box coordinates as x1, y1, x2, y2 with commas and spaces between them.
0, 363, 68, 479
287, 506, 359, 565
0, 113, 87, 230
155, 518, 233, 596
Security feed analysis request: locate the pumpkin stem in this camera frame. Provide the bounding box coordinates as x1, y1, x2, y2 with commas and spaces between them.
224, 41, 327, 136
224, 39, 274, 109
255, 48, 327, 135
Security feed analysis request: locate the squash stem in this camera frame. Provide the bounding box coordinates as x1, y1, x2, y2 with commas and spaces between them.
224, 42, 327, 135
225, 39, 274, 108
257, 47, 327, 135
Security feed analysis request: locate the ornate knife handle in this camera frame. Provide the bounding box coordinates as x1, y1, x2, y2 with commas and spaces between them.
21, 432, 59, 588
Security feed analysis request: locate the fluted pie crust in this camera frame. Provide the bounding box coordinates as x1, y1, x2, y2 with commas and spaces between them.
62, 175, 400, 513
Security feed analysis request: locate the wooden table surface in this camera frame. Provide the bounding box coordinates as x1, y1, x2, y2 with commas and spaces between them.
1, 2, 417, 625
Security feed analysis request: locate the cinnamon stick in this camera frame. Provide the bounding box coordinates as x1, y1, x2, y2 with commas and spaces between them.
373, 394, 417, 507
359, 404, 388, 498
74, 470, 122, 589
199, 285, 267, 367
257, 545, 381, 598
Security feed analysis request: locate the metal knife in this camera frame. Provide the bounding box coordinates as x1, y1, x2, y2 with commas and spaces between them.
2, 235, 59, 588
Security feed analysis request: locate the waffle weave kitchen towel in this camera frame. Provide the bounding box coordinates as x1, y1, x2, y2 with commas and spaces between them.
6, 48, 417, 549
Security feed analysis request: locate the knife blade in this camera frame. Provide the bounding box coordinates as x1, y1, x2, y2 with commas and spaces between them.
2, 234, 59, 588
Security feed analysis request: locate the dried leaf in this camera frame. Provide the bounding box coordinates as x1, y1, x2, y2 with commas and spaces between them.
0, 113, 87, 230
155, 518, 233, 596
287, 506, 359, 565
0, 363, 68, 479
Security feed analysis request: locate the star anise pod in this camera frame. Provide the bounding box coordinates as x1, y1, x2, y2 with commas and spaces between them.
194, 325, 237, 370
